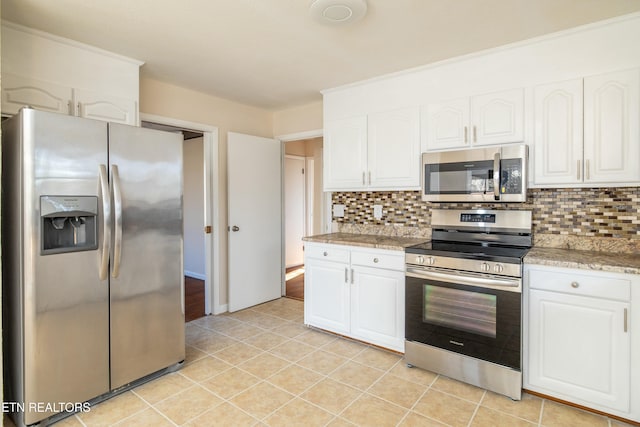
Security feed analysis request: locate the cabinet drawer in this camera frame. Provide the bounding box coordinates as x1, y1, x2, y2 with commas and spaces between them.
528, 268, 631, 301
305, 244, 350, 263
351, 249, 404, 271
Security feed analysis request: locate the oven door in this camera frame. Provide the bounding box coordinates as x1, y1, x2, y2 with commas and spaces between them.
405, 267, 521, 370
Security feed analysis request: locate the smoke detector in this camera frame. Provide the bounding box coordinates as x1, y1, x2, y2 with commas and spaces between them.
310, 0, 368, 26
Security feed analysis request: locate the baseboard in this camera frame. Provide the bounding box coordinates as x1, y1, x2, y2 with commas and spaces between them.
185, 271, 206, 280
213, 303, 228, 315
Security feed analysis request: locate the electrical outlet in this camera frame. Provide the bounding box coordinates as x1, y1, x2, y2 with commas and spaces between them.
333, 204, 345, 218
373, 205, 383, 219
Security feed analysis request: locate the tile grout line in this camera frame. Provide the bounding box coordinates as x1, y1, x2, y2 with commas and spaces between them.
465, 389, 487, 427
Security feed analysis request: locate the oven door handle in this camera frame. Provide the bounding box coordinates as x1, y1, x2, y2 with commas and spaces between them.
406, 267, 521, 292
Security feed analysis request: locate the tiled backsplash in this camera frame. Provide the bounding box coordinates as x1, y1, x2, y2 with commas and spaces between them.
332, 188, 640, 251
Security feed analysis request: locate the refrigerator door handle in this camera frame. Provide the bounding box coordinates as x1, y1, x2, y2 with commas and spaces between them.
111, 164, 123, 278
99, 164, 111, 280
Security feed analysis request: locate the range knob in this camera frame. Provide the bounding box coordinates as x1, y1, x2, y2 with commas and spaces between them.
480, 262, 491, 272
416, 256, 425, 264
494, 263, 504, 273
426, 256, 435, 265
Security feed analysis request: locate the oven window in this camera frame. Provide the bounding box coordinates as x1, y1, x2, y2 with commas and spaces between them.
423, 285, 497, 338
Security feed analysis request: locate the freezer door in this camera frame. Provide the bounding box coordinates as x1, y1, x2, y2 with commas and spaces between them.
108, 123, 185, 388
17, 109, 110, 424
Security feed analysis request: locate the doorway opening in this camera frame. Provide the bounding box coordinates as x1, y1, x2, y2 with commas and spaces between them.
142, 120, 206, 322
283, 137, 323, 301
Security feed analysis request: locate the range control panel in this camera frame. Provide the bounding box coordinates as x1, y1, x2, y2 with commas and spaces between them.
460, 213, 496, 223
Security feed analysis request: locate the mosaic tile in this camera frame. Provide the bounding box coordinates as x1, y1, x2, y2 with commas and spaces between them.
332, 188, 640, 253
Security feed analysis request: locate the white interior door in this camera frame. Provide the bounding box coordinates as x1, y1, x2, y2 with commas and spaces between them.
228, 132, 282, 312
285, 155, 306, 268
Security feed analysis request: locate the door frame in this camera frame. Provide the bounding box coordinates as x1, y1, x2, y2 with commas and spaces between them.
140, 113, 222, 315
284, 154, 306, 268
276, 129, 325, 295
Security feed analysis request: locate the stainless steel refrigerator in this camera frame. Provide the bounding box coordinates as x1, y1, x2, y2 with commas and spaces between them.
2, 108, 185, 426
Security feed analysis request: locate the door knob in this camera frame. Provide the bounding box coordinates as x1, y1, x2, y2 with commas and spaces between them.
231, 225, 240, 232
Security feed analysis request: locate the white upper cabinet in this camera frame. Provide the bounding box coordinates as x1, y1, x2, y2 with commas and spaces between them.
1, 73, 73, 115
534, 69, 640, 186
368, 107, 420, 189
533, 79, 584, 185
1, 23, 141, 125
324, 116, 368, 190
423, 98, 469, 150
323, 107, 420, 191
423, 88, 524, 151
2, 74, 138, 126
75, 89, 137, 125
471, 89, 525, 146
584, 69, 640, 183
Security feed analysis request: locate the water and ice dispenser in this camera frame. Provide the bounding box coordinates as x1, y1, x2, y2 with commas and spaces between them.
40, 196, 98, 255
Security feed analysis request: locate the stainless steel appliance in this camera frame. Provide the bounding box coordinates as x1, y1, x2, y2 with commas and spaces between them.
2, 108, 185, 426
422, 144, 528, 202
404, 209, 532, 400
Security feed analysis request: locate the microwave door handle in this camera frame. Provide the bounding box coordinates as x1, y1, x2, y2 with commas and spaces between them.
493, 152, 500, 200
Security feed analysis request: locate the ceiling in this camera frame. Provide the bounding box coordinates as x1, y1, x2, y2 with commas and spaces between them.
3, 0, 640, 110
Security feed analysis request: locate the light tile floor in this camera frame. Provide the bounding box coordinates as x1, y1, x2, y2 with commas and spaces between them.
4, 298, 637, 427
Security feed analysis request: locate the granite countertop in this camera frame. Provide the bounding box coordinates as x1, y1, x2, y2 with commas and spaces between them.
302, 233, 429, 251
524, 247, 640, 275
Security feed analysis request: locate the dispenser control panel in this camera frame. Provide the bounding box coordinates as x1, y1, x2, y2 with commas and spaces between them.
40, 196, 98, 255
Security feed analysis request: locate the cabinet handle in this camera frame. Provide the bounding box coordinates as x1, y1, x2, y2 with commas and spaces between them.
362, 172, 366, 185
624, 308, 628, 333
77, 102, 83, 117
577, 161, 581, 180
373, 257, 379, 263
571, 281, 579, 288
586, 159, 590, 180
345, 267, 348, 283
368, 171, 371, 185
323, 251, 328, 256
67, 100, 73, 115
473, 125, 477, 143
464, 126, 468, 144
350, 268, 354, 284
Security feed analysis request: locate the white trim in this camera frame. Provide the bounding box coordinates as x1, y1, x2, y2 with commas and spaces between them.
306, 158, 315, 236
321, 12, 640, 95
284, 154, 307, 269
1, 20, 144, 66
185, 271, 206, 281
276, 129, 323, 142
140, 113, 223, 315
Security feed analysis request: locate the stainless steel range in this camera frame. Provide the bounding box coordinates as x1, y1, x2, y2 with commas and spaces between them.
404, 209, 532, 400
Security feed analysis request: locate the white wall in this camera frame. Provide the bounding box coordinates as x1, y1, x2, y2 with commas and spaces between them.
273, 101, 323, 137
140, 77, 273, 308
183, 136, 205, 279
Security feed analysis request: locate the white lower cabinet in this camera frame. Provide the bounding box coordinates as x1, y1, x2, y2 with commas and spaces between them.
304, 242, 405, 352
305, 258, 351, 335
524, 265, 639, 422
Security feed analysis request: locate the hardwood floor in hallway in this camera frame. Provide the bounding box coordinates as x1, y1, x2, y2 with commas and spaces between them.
185, 276, 205, 322
285, 265, 304, 300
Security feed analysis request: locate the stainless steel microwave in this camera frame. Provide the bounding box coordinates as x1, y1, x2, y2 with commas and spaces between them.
422, 144, 528, 202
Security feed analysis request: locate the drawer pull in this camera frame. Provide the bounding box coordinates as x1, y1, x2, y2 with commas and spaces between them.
373, 258, 379, 263
345, 267, 348, 283
323, 251, 328, 257
571, 281, 579, 288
